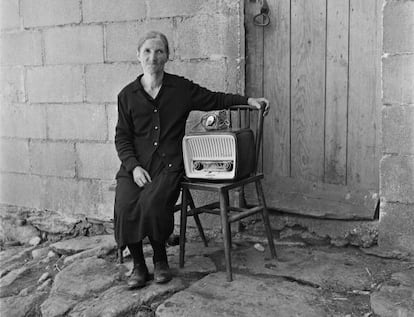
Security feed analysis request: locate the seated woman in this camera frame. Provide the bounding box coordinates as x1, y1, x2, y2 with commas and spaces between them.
114, 30, 269, 289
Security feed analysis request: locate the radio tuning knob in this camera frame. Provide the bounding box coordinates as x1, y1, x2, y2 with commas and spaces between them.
205, 115, 216, 127
193, 161, 203, 171
224, 162, 233, 171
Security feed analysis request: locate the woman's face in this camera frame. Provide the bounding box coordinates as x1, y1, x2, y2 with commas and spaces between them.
137, 38, 168, 75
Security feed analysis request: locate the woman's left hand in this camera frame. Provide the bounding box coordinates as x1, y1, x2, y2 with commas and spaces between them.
247, 97, 270, 116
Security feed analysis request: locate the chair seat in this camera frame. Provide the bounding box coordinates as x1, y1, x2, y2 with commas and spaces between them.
181, 173, 264, 192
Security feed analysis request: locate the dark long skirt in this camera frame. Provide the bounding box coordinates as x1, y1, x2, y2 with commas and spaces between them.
114, 154, 182, 248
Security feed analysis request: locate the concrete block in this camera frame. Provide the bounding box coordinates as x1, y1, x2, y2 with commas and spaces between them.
224, 13, 243, 61
99, 179, 116, 218
83, 0, 146, 23
42, 177, 103, 217
0, 139, 30, 173
27, 65, 83, 103
226, 55, 245, 94
44, 25, 104, 65
148, 0, 215, 18
0, 104, 47, 139
105, 20, 174, 62
382, 105, 414, 155
106, 104, 117, 141
76, 143, 119, 180
384, 1, 414, 53
0, 66, 25, 103
22, 0, 80, 27
30, 141, 76, 177
175, 14, 240, 60
383, 54, 414, 105
166, 59, 227, 92
85, 63, 138, 103
217, 0, 242, 16
0, 173, 43, 209
47, 104, 107, 141
380, 155, 414, 204
0, 0, 20, 30
0, 31, 42, 66
379, 202, 414, 253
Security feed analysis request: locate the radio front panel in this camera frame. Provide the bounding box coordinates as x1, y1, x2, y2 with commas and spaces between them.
183, 134, 237, 179
182, 129, 255, 180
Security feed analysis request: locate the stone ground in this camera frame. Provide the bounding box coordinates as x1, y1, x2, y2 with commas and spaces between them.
0, 233, 413, 317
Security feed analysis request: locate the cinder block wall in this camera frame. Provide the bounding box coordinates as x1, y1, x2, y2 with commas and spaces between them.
0, 0, 245, 220
379, 0, 414, 253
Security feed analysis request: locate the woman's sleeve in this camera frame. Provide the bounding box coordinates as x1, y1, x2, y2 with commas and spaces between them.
188, 80, 248, 111
114, 95, 140, 172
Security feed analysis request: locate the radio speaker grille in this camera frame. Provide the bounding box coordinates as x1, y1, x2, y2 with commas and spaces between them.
185, 135, 235, 159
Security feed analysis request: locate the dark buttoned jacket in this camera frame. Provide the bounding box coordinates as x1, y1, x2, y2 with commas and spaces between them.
115, 72, 248, 177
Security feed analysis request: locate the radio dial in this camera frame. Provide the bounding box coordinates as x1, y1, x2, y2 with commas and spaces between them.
193, 161, 203, 171
224, 162, 233, 171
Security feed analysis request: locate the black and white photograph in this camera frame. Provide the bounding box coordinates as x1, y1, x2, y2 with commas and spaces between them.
0, 0, 413, 316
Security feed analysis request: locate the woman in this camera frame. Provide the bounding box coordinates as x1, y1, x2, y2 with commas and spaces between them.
114, 31, 269, 289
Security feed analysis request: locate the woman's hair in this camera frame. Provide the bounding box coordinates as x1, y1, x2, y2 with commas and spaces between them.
137, 31, 170, 58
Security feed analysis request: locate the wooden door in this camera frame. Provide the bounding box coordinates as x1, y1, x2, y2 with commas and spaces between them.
245, 0, 382, 219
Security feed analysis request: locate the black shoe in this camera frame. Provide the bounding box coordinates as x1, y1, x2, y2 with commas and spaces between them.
154, 261, 172, 284
127, 263, 149, 289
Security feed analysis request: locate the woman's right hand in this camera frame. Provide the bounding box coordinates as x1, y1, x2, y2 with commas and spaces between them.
132, 166, 152, 187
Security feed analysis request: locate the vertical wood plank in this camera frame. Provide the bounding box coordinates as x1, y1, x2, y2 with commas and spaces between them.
245, 0, 264, 170
324, 0, 349, 185
291, 0, 326, 181
263, 0, 291, 177
348, 0, 381, 189
245, 0, 264, 98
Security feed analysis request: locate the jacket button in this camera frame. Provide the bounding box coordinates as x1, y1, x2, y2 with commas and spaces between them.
168, 163, 172, 168
154, 126, 159, 130
154, 109, 158, 113
153, 142, 158, 146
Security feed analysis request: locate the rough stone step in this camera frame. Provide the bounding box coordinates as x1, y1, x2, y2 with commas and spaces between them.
68, 279, 186, 317
49, 235, 116, 256
40, 256, 122, 317
0, 246, 35, 276
370, 268, 414, 317
0, 261, 47, 298
156, 272, 326, 317
0, 234, 411, 317
224, 245, 410, 293
63, 246, 113, 266
0, 292, 47, 317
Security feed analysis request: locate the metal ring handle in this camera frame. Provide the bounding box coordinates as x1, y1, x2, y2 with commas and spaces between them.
253, 12, 270, 26
253, 0, 270, 27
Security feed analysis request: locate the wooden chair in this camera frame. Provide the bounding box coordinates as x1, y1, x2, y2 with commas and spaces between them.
179, 104, 277, 281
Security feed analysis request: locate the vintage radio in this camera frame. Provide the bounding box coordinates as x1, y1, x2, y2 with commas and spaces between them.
182, 128, 256, 180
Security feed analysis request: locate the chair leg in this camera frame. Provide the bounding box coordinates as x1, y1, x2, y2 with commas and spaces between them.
193, 215, 208, 247
224, 191, 232, 249
219, 189, 232, 282
117, 247, 124, 264
188, 191, 208, 247
179, 188, 189, 268
255, 180, 277, 259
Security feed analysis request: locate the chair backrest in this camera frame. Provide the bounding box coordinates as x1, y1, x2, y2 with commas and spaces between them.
227, 104, 265, 174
